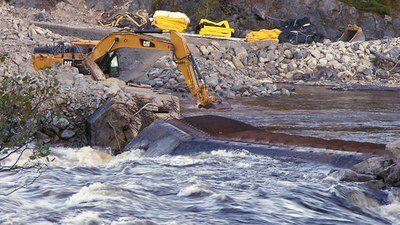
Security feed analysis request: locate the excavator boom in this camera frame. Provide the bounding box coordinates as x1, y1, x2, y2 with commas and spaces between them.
32, 29, 222, 108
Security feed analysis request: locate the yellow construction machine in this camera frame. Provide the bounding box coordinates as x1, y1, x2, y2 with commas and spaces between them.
338, 24, 365, 42
32, 29, 221, 109
197, 19, 234, 38
99, 13, 148, 29
152, 10, 190, 32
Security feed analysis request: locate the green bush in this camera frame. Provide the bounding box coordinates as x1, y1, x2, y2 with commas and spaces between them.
0, 72, 59, 194
340, 0, 391, 15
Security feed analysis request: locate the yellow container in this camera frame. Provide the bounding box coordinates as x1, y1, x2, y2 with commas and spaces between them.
246, 29, 282, 42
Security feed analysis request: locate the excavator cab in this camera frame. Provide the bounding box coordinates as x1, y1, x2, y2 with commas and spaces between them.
109, 54, 120, 77
96, 52, 120, 77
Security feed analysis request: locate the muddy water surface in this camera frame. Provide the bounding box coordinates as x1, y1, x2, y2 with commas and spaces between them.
183, 86, 400, 144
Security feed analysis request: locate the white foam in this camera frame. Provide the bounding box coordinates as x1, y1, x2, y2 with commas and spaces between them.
49, 146, 112, 168
0, 148, 37, 167
106, 149, 145, 167
66, 182, 122, 205
177, 184, 215, 197
61, 211, 105, 225
152, 155, 205, 167
110, 217, 156, 225
207, 149, 251, 158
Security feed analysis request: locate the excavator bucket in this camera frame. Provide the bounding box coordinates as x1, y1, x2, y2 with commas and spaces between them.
200, 99, 232, 110
338, 24, 365, 42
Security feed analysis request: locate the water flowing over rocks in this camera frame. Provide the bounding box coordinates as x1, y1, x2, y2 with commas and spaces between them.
351, 154, 400, 188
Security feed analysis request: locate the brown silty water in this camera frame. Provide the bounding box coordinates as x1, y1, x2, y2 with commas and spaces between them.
181, 86, 400, 154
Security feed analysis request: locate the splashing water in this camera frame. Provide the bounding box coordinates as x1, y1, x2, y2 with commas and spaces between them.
0, 146, 399, 225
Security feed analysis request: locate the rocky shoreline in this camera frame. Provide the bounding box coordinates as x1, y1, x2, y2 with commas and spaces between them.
144, 36, 400, 98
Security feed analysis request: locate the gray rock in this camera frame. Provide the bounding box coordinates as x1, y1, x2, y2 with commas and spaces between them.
319, 58, 328, 67
259, 57, 268, 63
61, 130, 76, 140
323, 39, 331, 44
310, 50, 321, 59
231, 84, 246, 92
293, 72, 308, 81
288, 61, 297, 71
52, 117, 70, 129
341, 55, 351, 64
210, 41, 220, 50
352, 156, 394, 175
330, 169, 375, 182
393, 18, 400, 36
366, 180, 385, 190
385, 164, 400, 187
376, 70, 390, 79
387, 48, 400, 59
209, 51, 222, 60
362, 68, 373, 76
36, 131, 51, 144
293, 49, 310, 59
234, 46, 248, 60
266, 63, 279, 76
206, 73, 219, 88
281, 88, 290, 96
284, 50, 293, 59
252, 3, 267, 20
232, 57, 244, 69
387, 139, 400, 164
326, 53, 334, 61
199, 46, 209, 56
307, 58, 317, 68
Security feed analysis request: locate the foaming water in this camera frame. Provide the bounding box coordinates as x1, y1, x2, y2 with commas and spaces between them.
0, 146, 399, 225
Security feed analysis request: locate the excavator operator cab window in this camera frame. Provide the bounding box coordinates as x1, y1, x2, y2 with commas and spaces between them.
109, 53, 120, 77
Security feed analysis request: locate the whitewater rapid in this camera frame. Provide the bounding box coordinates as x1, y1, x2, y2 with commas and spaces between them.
1, 146, 399, 225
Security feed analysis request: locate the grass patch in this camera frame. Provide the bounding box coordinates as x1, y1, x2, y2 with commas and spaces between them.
194, 0, 221, 20
340, 0, 391, 15
0, 53, 8, 63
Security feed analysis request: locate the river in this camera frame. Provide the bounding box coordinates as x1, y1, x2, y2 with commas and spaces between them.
1, 86, 400, 224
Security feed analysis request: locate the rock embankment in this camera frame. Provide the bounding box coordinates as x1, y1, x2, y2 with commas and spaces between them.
145, 37, 400, 98
41, 66, 179, 150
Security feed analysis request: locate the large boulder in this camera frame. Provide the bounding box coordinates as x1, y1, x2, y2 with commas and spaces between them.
87, 98, 155, 155
352, 156, 394, 175
387, 139, 400, 163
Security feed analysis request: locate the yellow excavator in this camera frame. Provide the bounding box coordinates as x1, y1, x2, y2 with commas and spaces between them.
99, 12, 148, 29
32, 29, 221, 109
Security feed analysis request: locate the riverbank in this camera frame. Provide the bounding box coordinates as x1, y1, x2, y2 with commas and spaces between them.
145, 36, 400, 99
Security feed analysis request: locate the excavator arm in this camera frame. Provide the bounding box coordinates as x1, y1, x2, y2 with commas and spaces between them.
86, 29, 217, 108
